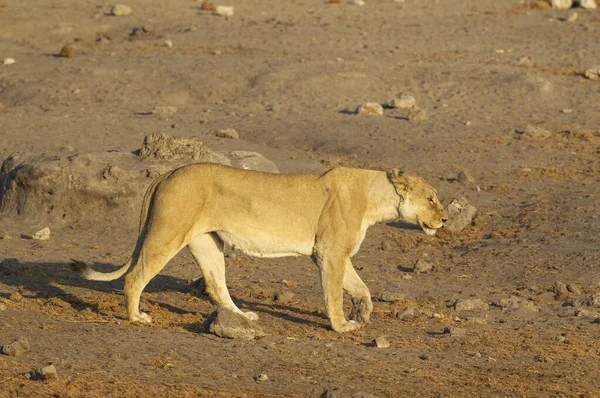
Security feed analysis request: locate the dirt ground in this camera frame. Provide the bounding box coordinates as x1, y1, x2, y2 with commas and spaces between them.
1, 0, 600, 396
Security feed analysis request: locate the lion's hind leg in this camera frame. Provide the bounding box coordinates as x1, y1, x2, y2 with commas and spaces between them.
188, 233, 258, 321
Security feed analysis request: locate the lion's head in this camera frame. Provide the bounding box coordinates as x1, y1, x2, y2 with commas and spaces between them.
390, 169, 448, 236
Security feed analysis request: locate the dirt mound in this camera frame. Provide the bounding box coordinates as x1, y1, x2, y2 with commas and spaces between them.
0, 133, 278, 226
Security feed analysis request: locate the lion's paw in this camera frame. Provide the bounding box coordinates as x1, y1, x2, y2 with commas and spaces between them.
349, 297, 373, 325
242, 311, 259, 321
131, 312, 152, 324
332, 320, 362, 333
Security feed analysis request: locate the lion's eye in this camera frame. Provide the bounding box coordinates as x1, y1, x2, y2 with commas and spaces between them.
429, 198, 435, 205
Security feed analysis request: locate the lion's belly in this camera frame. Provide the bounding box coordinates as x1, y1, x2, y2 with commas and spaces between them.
215, 230, 314, 258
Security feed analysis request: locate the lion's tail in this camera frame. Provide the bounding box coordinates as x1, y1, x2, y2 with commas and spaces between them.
70, 258, 132, 281
70, 169, 176, 282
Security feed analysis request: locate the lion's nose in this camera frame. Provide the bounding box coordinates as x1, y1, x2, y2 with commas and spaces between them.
441, 217, 448, 223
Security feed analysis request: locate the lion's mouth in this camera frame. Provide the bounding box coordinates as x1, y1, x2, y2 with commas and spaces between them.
419, 221, 442, 236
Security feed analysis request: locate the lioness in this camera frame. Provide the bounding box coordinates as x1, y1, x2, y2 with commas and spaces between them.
73, 164, 447, 333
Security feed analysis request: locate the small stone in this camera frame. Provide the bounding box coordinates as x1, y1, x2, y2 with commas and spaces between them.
377, 292, 405, 302
9, 291, 23, 302
496, 296, 538, 312
58, 45, 75, 58
516, 125, 553, 141
1, 337, 30, 357
555, 335, 566, 343
164, 39, 173, 48
413, 253, 433, 273
474, 352, 482, 358
380, 241, 392, 251
562, 108, 573, 114
396, 307, 415, 320
355, 102, 383, 116
255, 373, 268, 382
419, 354, 430, 360
583, 67, 600, 81
580, 0, 597, 9
554, 281, 569, 299
373, 336, 390, 348
28, 364, 58, 381
574, 308, 600, 318
567, 284, 582, 295
385, 94, 416, 109
516, 56, 534, 67
454, 298, 489, 312
551, 0, 573, 9
581, 293, 600, 307
457, 170, 476, 190
152, 106, 177, 117
275, 291, 295, 305
216, 128, 240, 140
111, 4, 132, 16
564, 12, 578, 22
32, 227, 51, 241
3, 58, 16, 65
214, 5, 234, 17
407, 106, 428, 122
444, 198, 477, 232
0, 229, 6, 239
443, 326, 466, 337
352, 0, 366, 5
207, 308, 265, 340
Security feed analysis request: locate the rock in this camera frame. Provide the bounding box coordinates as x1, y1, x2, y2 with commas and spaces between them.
164, 39, 173, 48
581, 293, 600, 307
454, 298, 489, 312
554, 281, 569, 299
376, 292, 405, 302
516, 56, 534, 67
3, 58, 16, 65
385, 95, 416, 109
9, 291, 23, 302
457, 170, 478, 190
443, 326, 466, 337
0, 229, 6, 239
216, 128, 240, 140
583, 67, 600, 81
407, 106, 428, 122
207, 308, 265, 340
396, 307, 415, 320
355, 102, 383, 116
1, 337, 30, 357
28, 364, 58, 381
419, 354, 430, 361
58, 45, 75, 58
444, 198, 476, 232
152, 105, 177, 117
413, 253, 433, 273
255, 373, 268, 382
575, 308, 600, 318
0, 258, 23, 276
214, 5, 234, 17
563, 11, 578, 22
551, 0, 573, 9
32, 227, 51, 241
275, 291, 295, 305
139, 132, 228, 163
227, 150, 280, 174
380, 241, 392, 251
496, 296, 538, 312
372, 336, 390, 348
567, 284, 582, 295
110, 4, 132, 16
516, 125, 553, 141
352, 0, 366, 5
580, 0, 597, 9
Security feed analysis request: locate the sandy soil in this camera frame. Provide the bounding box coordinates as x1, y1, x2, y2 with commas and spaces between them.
1, 0, 600, 396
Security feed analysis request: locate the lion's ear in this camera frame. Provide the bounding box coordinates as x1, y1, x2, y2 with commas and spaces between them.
390, 169, 409, 195
391, 168, 404, 179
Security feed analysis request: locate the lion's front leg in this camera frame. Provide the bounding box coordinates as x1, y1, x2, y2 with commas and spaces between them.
344, 260, 373, 325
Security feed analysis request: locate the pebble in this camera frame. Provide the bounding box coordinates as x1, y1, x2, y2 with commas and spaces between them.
3, 58, 16, 65
581, 293, 600, 307
380, 241, 392, 251
419, 354, 430, 360
0, 229, 7, 239
255, 373, 269, 382
9, 291, 23, 302
275, 291, 295, 304
551, 0, 573, 9
28, 364, 58, 381
214, 5, 234, 17
376, 291, 405, 302
562, 108, 573, 114
515, 125, 552, 141
59, 45, 74, 58
454, 298, 489, 312
580, 0, 597, 9
567, 284, 582, 295
413, 253, 433, 273
164, 39, 173, 48
385, 94, 416, 109
443, 326, 466, 337
583, 67, 600, 81
563, 12, 578, 22
496, 296, 538, 312
1, 337, 30, 357
457, 170, 476, 189
111, 4, 132, 16
355, 102, 383, 116
555, 335, 567, 343
216, 128, 240, 140
373, 336, 390, 348
152, 105, 177, 116
407, 106, 428, 122
554, 281, 569, 299
396, 306, 415, 321
32, 227, 51, 241
352, 0, 366, 5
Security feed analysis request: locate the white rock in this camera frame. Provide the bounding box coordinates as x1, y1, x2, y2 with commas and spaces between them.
111, 4, 132, 16
216, 128, 239, 140
352, 0, 366, 5
355, 102, 383, 116
580, 0, 597, 9
584, 67, 600, 81
32, 227, 51, 241
3, 58, 16, 65
255, 374, 269, 382
551, 0, 573, 9
164, 40, 173, 48
386, 94, 416, 109
564, 11, 578, 22
373, 336, 390, 348
214, 6, 234, 17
